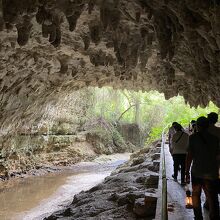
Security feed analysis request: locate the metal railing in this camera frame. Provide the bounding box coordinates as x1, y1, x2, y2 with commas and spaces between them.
154, 125, 170, 220
161, 131, 168, 220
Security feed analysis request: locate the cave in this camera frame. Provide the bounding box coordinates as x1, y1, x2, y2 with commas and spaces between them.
0, 0, 219, 133
0, 0, 219, 219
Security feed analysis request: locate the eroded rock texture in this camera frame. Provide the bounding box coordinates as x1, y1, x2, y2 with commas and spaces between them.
45, 144, 160, 220
0, 114, 137, 178
0, 0, 219, 132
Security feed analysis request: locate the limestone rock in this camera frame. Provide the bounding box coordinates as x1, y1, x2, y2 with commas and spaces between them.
0, 1, 219, 135
131, 156, 145, 166
117, 123, 142, 147
145, 174, 159, 188
151, 153, 161, 161
45, 143, 160, 219
133, 194, 157, 217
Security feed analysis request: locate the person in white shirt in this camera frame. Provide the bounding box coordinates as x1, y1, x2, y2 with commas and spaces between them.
171, 123, 189, 185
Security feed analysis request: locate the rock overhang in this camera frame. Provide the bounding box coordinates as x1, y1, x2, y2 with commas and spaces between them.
0, 0, 219, 132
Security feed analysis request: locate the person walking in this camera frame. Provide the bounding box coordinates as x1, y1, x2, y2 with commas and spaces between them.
185, 116, 220, 220
168, 122, 178, 154
189, 120, 197, 135
207, 112, 220, 179
204, 112, 220, 210
207, 112, 220, 141
171, 123, 189, 185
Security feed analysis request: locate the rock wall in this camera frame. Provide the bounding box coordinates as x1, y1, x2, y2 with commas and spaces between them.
0, 132, 89, 178
0, 1, 219, 133
117, 123, 142, 148
0, 118, 137, 178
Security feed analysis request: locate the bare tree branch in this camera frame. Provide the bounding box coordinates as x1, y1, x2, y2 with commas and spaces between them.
117, 104, 135, 121
121, 91, 133, 107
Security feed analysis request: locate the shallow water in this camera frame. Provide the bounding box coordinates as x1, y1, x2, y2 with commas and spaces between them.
0, 155, 129, 220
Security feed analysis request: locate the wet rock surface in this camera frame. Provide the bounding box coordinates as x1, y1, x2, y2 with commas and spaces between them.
45, 143, 161, 219
0, 1, 219, 133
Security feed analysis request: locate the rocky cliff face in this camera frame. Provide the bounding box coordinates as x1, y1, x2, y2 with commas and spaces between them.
0, 118, 137, 179
0, 0, 219, 133
117, 123, 142, 148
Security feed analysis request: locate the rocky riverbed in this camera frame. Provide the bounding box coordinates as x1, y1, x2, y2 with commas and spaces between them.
0, 153, 131, 220
45, 142, 161, 220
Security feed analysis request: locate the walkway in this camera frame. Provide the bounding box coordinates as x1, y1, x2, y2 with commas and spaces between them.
164, 144, 210, 220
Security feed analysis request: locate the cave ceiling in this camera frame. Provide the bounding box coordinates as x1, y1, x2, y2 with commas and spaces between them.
0, 0, 219, 132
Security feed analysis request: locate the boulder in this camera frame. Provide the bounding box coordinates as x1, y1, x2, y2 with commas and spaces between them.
145, 174, 159, 188
151, 153, 161, 161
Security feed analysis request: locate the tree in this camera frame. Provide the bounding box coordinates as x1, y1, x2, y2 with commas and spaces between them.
84, 87, 219, 145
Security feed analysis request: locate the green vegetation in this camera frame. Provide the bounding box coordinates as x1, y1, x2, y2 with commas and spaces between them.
44, 87, 218, 145
88, 87, 219, 144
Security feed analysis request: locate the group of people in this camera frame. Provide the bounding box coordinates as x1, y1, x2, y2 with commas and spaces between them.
168, 112, 220, 220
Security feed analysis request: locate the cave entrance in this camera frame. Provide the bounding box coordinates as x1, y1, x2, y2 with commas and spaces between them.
1, 86, 218, 176
0, 86, 219, 219
1, 87, 219, 166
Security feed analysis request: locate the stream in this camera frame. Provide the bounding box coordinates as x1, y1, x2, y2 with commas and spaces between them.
0, 153, 130, 220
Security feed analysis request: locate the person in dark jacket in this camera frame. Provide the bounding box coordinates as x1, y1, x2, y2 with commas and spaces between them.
185, 117, 220, 220
203, 112, 220, 210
